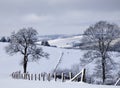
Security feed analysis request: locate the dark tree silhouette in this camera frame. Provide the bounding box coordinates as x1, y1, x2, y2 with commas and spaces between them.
1, 37, 7, 42
6, 28, 49, 73
82, 21, 120, 84
41, 40, 50, 46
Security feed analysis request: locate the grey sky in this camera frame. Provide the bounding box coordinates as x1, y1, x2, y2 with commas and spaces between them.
0, 0, 120, 36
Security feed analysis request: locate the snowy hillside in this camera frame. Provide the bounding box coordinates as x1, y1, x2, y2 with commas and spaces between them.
0, 42, 120, 88
0, 42, 85, 76
47, 34, 120, 49
0, 80, 119, 88
49, 36, 82, 48
0, 42, 120, 77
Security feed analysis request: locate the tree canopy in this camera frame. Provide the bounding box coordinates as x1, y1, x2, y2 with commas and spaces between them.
6, 28, 49, 73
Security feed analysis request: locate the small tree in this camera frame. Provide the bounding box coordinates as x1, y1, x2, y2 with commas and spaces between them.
41, 40, 50, 46
6, 28, 49, 73
82, 21, 120, 84
1, 37, 7, 42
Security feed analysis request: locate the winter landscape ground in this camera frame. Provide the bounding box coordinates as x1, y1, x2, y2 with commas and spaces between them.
0, 35, 120, 88
0, 0, 120, 88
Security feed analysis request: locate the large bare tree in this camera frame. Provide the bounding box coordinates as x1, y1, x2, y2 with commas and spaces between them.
82, 21, 120, 84
6, 28, 49, 73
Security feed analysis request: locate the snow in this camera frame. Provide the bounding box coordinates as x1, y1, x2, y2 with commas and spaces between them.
0, 42, 120, 88
0, 42, 85, 78
0, 79, 119, 88
49, 36, 82, 48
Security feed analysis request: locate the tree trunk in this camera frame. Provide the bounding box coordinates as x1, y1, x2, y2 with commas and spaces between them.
23, 56, 27, 73
102, 56, 106, 84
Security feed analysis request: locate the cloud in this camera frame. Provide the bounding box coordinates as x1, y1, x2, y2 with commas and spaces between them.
0, 0, 120, 36
22, 14, 51, 23
0, 0, 120, 15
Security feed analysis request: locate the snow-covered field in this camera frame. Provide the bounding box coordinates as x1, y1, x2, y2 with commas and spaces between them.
0, 42, 119, 88
49, 36, 82, 48
1, 79, 119, 88
0, 42, 85, 77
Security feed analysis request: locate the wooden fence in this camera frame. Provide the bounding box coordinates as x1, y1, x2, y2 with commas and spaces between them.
11, 72, 73, 82
11, 68, 86, 82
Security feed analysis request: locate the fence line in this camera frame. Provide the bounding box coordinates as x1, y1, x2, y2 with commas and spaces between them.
11, 68, 86, 82
11, 72, 73, 82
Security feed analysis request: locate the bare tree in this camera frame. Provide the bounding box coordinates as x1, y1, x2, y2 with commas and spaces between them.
82, 21, 120, 84
6, 28, 49, 73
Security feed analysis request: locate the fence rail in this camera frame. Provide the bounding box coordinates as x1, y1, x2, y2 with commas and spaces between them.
115, 78, 120, 86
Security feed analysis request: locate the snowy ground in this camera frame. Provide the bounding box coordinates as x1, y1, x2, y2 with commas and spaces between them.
0, 42, 120, 88
0, 79, 119, 88
49, 35, 82, 48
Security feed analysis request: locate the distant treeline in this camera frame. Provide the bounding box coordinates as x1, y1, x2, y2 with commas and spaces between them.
0, 36, 10, 42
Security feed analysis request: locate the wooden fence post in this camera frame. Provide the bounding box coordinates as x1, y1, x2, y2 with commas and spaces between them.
47, 73, 51, 81
54, 73, 57, 81
25, 73, 27, 79
14, 73, 15, 79
41, 73, 45, 81
81, 68, 86, 82
38, 74, 40, 81
43, 73, 45, 81
24, 73, 27, 79
14, 73, 16, 78
31, 74, 33, 80
18, 71, 21, 79
16, 73, 18, 79
28, 74, 30, 80
14, 73, 16, 79
69, 72, 72, 80
35, 74, 37, 81
11, 73, 14, 78
62, 73, 64, 82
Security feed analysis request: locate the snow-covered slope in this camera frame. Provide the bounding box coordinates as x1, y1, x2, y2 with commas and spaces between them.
0, 79, 119, 88
0, 42, 120, 88
0, 42, 85, 76
49, 36, 82, 48
48, 34, 120, 49
0, 42, 120, 76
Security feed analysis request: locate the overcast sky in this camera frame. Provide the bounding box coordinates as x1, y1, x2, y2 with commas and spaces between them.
0, 0, 120, 36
